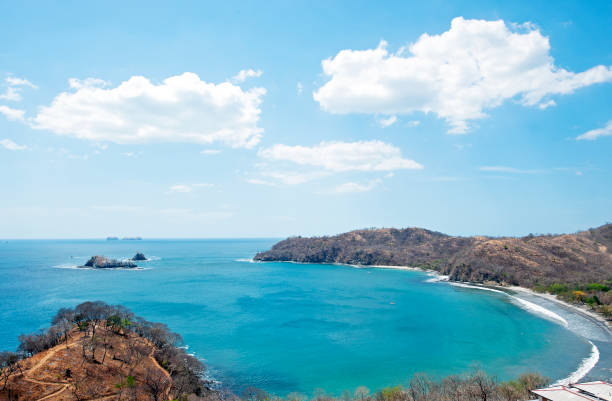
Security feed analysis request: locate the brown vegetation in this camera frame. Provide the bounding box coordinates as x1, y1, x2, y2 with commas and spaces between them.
240, 370, 549, 401
0, 302, 220, 401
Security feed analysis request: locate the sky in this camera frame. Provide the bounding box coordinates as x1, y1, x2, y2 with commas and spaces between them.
0, 0, 611, 239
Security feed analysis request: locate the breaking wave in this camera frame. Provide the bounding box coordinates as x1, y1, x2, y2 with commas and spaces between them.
553, 341, 599, 385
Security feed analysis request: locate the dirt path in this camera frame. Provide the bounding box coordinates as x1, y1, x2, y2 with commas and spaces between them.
18, 334, 84, 401
28, 335, 81, 375
36, 385, 69, 401
148, 347, 173, 398
6, 329, 173, 401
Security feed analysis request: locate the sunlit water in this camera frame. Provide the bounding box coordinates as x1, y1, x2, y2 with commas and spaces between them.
0, 239, 608, 395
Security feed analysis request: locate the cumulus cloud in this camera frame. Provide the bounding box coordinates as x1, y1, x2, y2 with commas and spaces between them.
335, 179, 382, 193
232, 69, 263, 83
378, 115, 397, 128
258, 140, 423, 172
314, 17, 612, 133
0, 138, 28, 151
0, 76, 37, 101
0, 105, 25, 121
576, 120, 612, 140
5, 77, 36, 88
32, 72, 266, 148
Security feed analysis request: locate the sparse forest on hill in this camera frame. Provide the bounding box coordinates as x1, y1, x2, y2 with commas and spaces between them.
255, 224, 612, 318
0, 301, 218, 401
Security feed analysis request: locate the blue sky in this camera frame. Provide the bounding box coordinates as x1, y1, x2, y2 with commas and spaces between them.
1, 0, 611, 238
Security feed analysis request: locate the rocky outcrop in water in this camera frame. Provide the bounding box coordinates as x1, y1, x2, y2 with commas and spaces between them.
132, 252, 147, 261
83, 255, 137, 269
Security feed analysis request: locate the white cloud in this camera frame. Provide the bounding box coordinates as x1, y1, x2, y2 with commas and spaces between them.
258, 140, 423, 172
576, 120, 612, 140
169, 185, 193, 193
378, 115, 397, 128
168, 183, 214, 193
200, 149, 222, 155
68, 77, 110, 90
314, 17, 612, 133
0, 105, 25, 121
246, 178, 276, 186
33, 72, 266, 148
5, 77, 36, 88
480, 166, 542, 174
335, 179, 382, 193
0, 76, 37, 101
232, 69, 263, 83
406, 120, 420, 127
297, 82, 303, 95
0, 138, 28, 151
0, 87, 22, 101
262, 170, 329, 185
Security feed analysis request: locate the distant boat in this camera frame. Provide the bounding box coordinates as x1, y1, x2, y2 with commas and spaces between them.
122, 237, 143, 241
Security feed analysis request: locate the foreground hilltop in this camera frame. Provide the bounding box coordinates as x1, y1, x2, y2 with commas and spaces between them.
255, 224, 612, 312
0, 301, 219, 401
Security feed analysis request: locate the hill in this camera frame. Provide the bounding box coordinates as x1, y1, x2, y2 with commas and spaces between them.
254, 224, 612, 317
0, 301, 220, 401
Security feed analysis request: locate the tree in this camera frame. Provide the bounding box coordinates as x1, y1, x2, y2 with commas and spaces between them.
0, 351, 22, 392
242, 386, 270, 401
144, 367, 170, 401
354, 386, 370, 401
52, 307, 75, 347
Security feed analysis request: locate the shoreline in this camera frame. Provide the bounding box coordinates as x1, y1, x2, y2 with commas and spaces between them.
506, 286, 612, 332
337, 261, 612, 331
250, 259, 611, 383
253, 259, 612, 329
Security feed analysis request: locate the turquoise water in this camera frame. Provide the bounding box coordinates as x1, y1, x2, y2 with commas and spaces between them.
0, 239, 597, 395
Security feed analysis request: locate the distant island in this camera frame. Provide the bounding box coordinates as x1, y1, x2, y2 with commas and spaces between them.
106, 236, 143, 241
255, 223, 612, 320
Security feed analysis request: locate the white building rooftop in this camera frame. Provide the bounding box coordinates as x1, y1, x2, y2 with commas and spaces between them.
532, 386, 600, 401
571, 381, 612, 401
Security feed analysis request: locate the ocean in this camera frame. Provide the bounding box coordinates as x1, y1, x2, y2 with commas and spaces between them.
0, 239, 609, 396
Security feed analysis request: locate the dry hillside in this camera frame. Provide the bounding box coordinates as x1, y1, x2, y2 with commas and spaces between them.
254, 224, 612, 316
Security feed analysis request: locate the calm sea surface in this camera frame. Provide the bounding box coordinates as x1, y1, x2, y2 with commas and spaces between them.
0, 239, 605, 395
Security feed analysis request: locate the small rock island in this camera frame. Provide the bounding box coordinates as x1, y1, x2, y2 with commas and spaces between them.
82, 255, 137, 269
132, 252, 148, 261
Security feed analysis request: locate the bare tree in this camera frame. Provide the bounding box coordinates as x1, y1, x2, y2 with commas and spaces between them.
144, 367, 170, 401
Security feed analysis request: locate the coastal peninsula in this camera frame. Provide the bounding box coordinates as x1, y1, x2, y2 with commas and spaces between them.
254, 223, 612, 321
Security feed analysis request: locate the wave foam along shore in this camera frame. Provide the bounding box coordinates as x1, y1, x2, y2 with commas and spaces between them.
553, 341, 600, 385
444, 280, 605, 384
448, 282, 569, 326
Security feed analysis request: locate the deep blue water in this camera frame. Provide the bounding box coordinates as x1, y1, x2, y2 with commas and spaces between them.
0, 239, 602, 395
